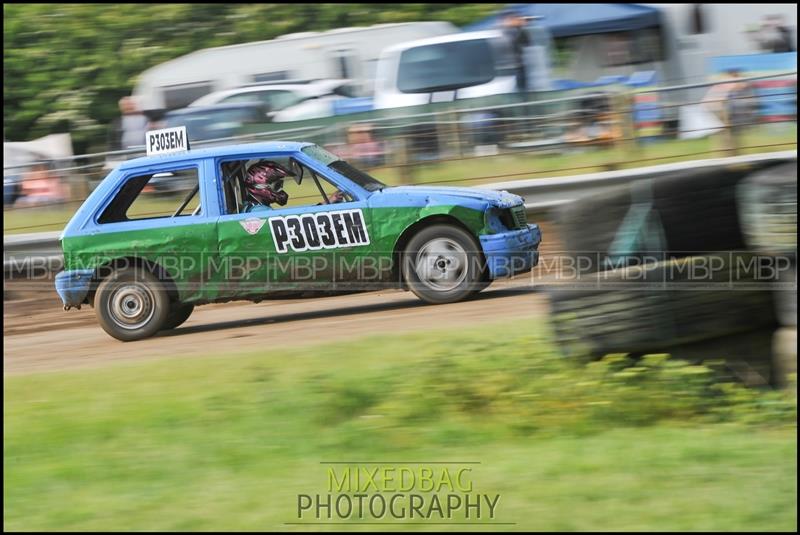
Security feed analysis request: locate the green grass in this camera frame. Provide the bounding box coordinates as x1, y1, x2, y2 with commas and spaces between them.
374, 124, 797, 186
4, 319, 797, 531
4, 125, 795, 234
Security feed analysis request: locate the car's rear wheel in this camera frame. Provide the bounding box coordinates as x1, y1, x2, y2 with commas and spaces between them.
162, 302, 195, 330
402, 224, 485, 304
95, 266, 170, 341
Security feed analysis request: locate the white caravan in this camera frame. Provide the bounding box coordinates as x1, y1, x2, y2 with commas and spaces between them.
133, 22, 458, 112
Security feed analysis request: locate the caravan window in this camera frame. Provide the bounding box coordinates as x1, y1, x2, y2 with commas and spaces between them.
602, 29, 664, 66
397, 38, 497, 93
163, 82, 213, 110
252, 71, 291, 83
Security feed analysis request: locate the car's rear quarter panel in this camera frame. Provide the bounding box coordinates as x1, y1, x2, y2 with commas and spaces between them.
62, 221, 217, 303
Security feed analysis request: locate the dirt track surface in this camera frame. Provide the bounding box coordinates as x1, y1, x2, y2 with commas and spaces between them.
4, 276, 550, 375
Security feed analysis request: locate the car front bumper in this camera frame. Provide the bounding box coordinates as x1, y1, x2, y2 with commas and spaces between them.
480, 223, 542, 279
54, 269, 95, 307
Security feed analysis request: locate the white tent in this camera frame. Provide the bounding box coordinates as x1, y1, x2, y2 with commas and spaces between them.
4, 133, 73, 171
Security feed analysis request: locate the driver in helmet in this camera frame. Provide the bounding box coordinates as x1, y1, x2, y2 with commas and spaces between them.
242, 161, 292, 212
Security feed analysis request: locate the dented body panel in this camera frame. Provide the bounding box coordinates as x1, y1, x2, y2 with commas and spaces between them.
56, 142, 541, 308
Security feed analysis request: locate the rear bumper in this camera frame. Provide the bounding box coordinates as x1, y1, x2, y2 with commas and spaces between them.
54, 269, 94, 307
480, 223, 542, 279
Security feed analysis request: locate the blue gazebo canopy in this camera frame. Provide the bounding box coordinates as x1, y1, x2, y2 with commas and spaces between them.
463, 3, 662, 38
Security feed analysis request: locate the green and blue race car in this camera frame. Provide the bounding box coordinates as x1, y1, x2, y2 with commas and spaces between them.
55, 138, 541, 341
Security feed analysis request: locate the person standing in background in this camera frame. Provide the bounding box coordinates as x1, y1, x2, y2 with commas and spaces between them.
17, 163, 64, 206
702, 69, 748, 122
751, 15, 795, 53
119, 96, 149, 150
498, 11, 532, 144
501, 11, 531, 93
771, 14, 795, 52
337, 124, 385, 169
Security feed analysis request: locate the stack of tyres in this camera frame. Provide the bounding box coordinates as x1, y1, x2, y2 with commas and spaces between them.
737, 161, 797, 388
547, 160, 793, 383
554, 163, 782, 274
737, 162, 797, 326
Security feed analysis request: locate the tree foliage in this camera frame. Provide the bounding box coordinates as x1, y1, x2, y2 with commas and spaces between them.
4, 3, 501, 153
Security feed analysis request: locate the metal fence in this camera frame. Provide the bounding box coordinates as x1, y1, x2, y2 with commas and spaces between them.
4, 71, 796, 234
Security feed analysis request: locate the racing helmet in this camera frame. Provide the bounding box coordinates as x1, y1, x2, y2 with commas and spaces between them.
244, 161, 290, 206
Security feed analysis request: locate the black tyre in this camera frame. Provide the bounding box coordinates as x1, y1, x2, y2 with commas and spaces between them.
546, 254, 777, 359
95, 266, 170, 341
162, 302, 195, 330
737, 161, 797, 258
402, 224, 485, 304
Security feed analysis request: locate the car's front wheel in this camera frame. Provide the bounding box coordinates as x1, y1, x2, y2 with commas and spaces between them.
95, 266, 170, 341
402, 224, 485, 304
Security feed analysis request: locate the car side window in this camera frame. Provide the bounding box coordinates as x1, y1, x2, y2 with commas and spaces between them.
221, 94, 261, 105
220, 91, 299, 112
260, 90, 301, 111
98, 167, 201, 224
220, 158, 353, 215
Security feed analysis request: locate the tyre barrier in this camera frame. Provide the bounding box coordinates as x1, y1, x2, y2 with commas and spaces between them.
555, 161, 790, 275
737, 161, 797, 329
545, 255, 778, 367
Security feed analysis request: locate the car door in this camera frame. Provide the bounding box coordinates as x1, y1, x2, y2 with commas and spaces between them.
214, 153, 376, 299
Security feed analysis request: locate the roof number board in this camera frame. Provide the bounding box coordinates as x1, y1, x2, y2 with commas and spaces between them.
146, 126, 190, 156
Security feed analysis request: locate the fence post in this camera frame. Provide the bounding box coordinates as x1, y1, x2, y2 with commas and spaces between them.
393, 135, 413, 184
606, 91, 635, 171
718, 105, 739, 157
620, 91, 638, 161
76, 161, 91, 201
434, 111, 448, 161
452, 109, 464, 159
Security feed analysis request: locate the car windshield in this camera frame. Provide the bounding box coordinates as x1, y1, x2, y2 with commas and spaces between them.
301, 145, 386, 192
397, 38, 496, 93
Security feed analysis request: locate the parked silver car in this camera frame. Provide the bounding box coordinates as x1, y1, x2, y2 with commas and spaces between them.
188, 79, 358, 118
